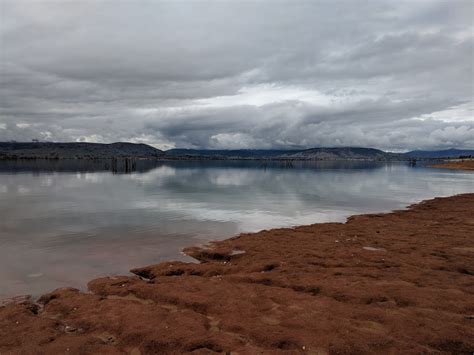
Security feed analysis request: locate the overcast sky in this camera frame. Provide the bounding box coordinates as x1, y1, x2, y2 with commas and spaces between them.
0, 0, 473, 151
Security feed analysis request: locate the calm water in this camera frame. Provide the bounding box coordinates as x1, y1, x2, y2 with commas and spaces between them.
0, 160, 473, 298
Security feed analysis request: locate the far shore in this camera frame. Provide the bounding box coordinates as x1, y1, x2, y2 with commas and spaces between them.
1, 191, 473, 353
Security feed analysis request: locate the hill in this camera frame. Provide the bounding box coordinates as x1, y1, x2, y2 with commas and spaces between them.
3, 143, 471, 161
0, 142, 164, 159
165, 149, 300, 158
282, 147, 396, 160
166, 147, 397, 160
403, 149, 474, 158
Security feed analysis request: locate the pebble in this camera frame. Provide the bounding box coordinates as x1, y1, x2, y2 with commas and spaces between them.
363, 246, 386, 251
230, 250, 246, 256
65, 325, 77, 333
27, 273, 43, 278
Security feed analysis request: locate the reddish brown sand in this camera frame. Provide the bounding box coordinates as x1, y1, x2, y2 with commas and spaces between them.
1, 194, 474, 354
430, 160, 474, 170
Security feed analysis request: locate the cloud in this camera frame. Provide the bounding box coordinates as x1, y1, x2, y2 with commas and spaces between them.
0, 0, 472, 151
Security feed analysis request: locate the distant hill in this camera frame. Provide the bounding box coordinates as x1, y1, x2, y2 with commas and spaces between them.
282, 147, 397, 160
166, 147, 398, 160
166, 149, 301, 158
403, 149, 474, 158
0, 142, 164, 159
3, 143, 471, 161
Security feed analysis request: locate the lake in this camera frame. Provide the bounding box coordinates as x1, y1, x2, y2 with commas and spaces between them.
0, 160, 473, 299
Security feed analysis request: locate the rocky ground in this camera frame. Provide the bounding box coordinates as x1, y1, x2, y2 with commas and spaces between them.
1, 194, 473, 354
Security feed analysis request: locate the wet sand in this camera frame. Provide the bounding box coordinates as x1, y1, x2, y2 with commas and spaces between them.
1, 193, 474, 354
430, 160, 474, 170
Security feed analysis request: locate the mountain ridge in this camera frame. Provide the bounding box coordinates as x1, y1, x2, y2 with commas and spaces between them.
402, 149, 474, 158
1, 142, 472, 160
0, 142, 164, 159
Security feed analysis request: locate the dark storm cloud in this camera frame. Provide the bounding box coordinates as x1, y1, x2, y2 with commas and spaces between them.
0, 0, 473, 150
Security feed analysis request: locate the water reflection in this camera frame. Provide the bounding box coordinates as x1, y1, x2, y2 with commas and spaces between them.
0, 160, 472, 298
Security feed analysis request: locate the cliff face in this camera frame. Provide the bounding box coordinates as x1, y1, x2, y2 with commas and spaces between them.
0, 142, 164, 159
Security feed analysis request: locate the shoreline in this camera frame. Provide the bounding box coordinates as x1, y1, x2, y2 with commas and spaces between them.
1, 193, 473, 353
429, 160, 474, 171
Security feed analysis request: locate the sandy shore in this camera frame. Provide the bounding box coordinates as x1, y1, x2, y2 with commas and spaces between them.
429, 160, 474, 170
1, 194, 474, 354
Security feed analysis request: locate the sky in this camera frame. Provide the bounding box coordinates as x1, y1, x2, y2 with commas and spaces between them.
0, 0, 473, 151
